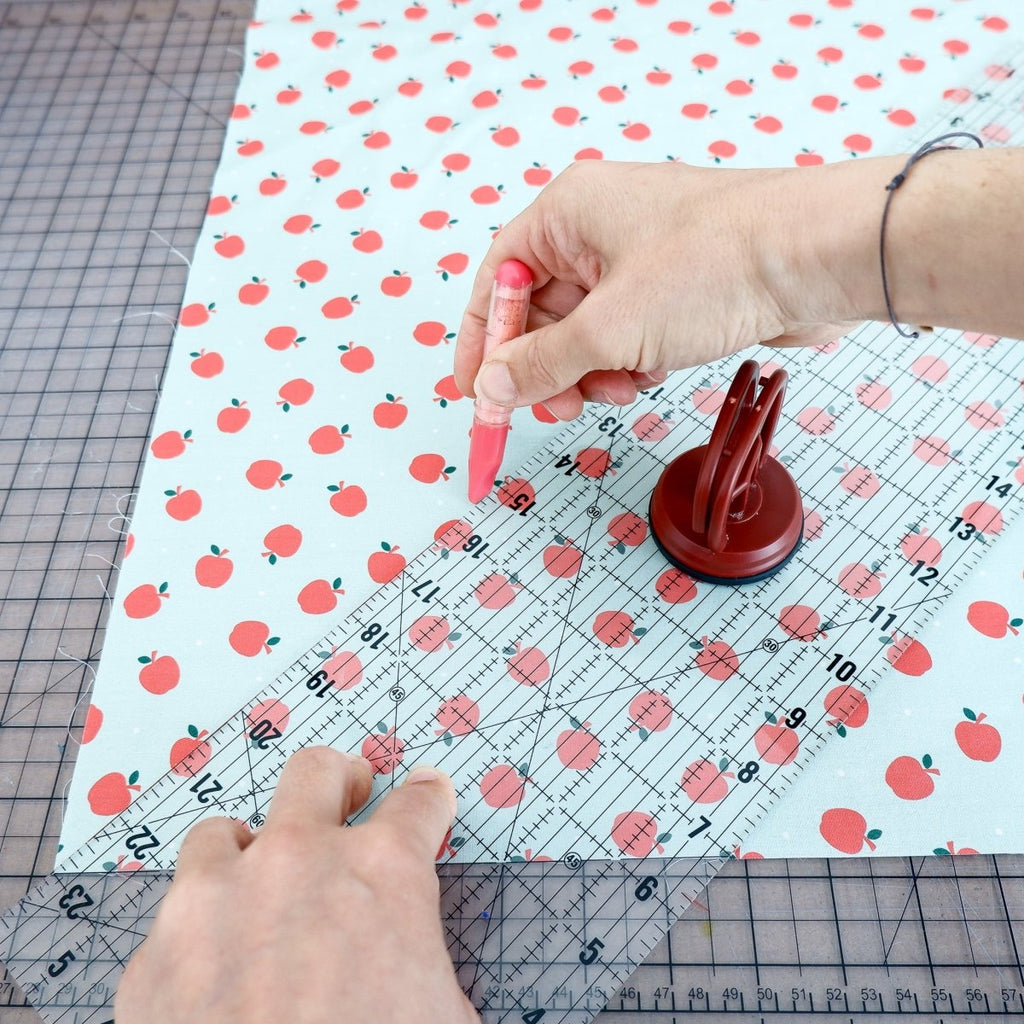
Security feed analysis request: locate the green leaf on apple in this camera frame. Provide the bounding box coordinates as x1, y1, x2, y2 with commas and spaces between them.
922, 754, 932, 768
866, 829, 882, 841
188, 725, 199, 738
128, 770, 140, 785
933, 847, 951, 856
963, 707, 977, 721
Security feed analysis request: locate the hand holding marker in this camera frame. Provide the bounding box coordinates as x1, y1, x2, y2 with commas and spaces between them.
467, 259, 533, 503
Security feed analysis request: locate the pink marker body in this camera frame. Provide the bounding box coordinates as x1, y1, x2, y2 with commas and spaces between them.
467, 259, 533, 502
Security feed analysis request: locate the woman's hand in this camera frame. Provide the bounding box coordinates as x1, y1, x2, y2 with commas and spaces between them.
454, 159, 868, 421
115, 747, 479, 1024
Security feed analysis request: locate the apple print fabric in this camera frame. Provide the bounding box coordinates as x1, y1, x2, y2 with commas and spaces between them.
59, 0, 1023, 866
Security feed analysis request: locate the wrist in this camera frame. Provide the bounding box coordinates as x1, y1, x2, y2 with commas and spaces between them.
757, 155, 907, 331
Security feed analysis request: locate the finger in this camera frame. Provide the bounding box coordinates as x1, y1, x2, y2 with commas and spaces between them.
267, 746, 373, 829
472, 298, 613, 410
368, 765, 457, 864
577, 369, 640, 405
175, 816, 248, 879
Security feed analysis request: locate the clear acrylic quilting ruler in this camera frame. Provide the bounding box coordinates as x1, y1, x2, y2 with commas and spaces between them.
4, 36, 1024, 1024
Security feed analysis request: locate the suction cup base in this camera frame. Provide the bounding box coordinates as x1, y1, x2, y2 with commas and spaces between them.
649, 445, 803, 586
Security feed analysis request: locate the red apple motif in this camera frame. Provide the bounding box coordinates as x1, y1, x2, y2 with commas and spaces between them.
607, 511, 647, 552
297, 577, 345, 614
124, 582, 169, 619
480, 763, 530, 808
523, 163, 552, 186
777, 604, 827, 641
475, 572, 521, 610
413, 320, 455, 347
631, 411, 674, 442
795, 406, 836, 435
217, 399, 250, 434
169, 726, 212, 777
505, 642, 550, 686
337, 342, 373, 372
307, 649, 360, 694
837, 561, 885, 598
194, 545, 232, 588
497, 476, 536, 511
327, 481, 367, 517
691, 636, 740, 679
323, 295, 360, 320
259, 173, 287, 196
681, 757, 733, 803
264, 326, 302, 351
899, 524, 942, 565
312, 159, 339, 180
693, 383, 725, 413
556, 718, 601, 769
365, 542, 405, 584
543, 536, 583, 578
373, 395, 408, 428
593, 610, 645, 647
164, 485, 202, 521
138, 651, 180, 694
361, 723, 405, 775
435, 695, 480, 744
410, 453, 454, 483
432, 375, 462, 407
655, 568, 697, 604
754, 713, 800, 765
885, 633, 932, 676
912, 435, 956, 466
835, 462, 880, 498
380, 270, 412, 297
246, 698, 290, 737
189, 349, 223, 378
82, 704, 103, 744
885, 754, 939, 799
294, 259, 327, 288
335, 188, 368, 210
432, 518, 474, 556
851, 378, 892, 409
151, 429, 192, 459
611, 811, 669, 856
628, 690, 673, 739
262, 524, 302, 564
88, 770, 141, 816
935, 840, 980, 857
410, 614, 456, 653
819, 808, 881, 854
824, 684, 868, 735
238, 278, 269, 305
967, 600, 1021, 638
229, 620, 279, 656
802, 507, 825, 542
955, 709, 1001, 761
246, 460, 290, 490
206, 194, 235, 215
180, 302, 214, 327
960, 500, 1004, 536
308, 424, 351, 455
964, 400, 1005, 430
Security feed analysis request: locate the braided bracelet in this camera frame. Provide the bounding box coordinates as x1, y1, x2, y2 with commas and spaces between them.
880, 131, 984, 339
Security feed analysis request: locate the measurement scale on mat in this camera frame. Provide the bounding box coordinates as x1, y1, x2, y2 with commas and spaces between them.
5, 58, 1024, 1024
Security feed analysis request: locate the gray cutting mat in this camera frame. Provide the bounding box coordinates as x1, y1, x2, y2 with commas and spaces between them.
1, 2, 1022, 1022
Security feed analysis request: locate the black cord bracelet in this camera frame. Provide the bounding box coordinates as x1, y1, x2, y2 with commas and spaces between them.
880, 131, 984, 339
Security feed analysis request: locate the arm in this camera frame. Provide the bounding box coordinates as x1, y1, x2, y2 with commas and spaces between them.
454, 149, 1024, 420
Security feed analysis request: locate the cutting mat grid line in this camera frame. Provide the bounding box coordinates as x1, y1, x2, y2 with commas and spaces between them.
0, 0, 250, 1015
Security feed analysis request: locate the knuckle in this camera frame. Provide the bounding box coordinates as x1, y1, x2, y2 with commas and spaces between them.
287, 744, 344, 774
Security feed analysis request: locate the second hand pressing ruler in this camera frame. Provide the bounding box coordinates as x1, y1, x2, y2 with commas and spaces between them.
5, 52, 1024, 1024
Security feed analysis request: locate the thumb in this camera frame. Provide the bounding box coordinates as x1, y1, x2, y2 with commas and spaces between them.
474, 304, 607, 410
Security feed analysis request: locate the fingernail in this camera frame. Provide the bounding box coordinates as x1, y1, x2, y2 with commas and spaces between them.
476, 361, 517, 405
404, 765, 458, 815
592, 389, 613, 405
649, 370, 669, 383
343, 752, 373, 772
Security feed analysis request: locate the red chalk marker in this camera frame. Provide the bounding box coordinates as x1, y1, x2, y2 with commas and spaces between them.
467, 259, 533, 503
